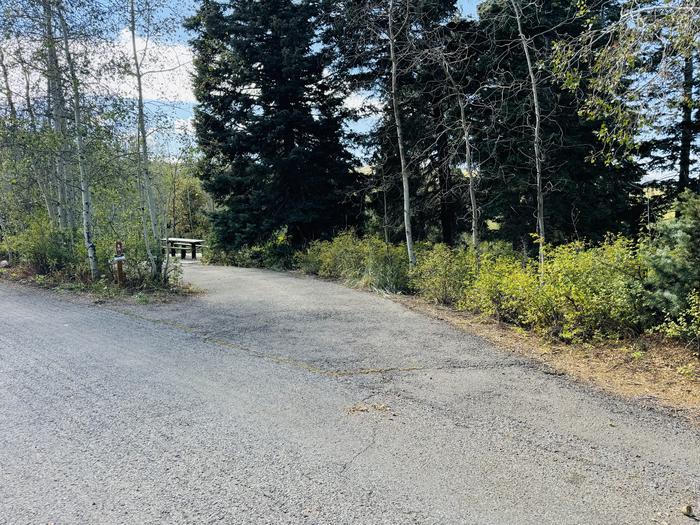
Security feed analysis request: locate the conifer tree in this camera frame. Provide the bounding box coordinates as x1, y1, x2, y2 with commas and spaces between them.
186, 0, 358, 249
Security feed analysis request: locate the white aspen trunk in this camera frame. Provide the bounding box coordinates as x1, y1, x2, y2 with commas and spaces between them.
22, 66, 58, 224
43, 0, 72, 232
130, 0, 162, 280
0, 48, 17, 120
459, 99, 480, 267
57, 8, 99, 280
388, 0, 416, 267
511, 0, 545, 273
442, 55, 480, 268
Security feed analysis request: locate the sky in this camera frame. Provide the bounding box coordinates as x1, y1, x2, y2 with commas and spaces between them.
143, 0, 483, 155
458, 0, 480, 17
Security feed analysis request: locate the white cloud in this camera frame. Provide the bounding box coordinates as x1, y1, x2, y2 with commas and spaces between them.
173, 117, 195, 135
112, 29, 195, 103
0, 30, 195, 107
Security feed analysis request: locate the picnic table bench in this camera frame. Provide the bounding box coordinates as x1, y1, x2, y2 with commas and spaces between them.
162, 238, 205, 260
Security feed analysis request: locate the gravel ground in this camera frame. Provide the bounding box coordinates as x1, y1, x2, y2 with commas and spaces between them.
1, 263, 699, 524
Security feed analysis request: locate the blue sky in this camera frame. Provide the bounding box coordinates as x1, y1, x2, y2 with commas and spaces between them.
150, 0, 482, 155
458, 0, 481, 17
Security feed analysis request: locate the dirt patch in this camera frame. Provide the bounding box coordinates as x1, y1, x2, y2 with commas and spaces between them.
346, 403, 392, 415
391, 295, 700, 419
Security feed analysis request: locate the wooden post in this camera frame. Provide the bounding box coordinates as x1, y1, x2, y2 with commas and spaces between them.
115, 241, 126, 287
117, 260, 125, 287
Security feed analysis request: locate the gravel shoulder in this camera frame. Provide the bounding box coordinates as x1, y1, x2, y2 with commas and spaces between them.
1, 264, 699, 524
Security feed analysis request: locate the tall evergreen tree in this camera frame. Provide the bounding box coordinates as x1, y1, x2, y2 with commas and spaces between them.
475, 0, 645, 250
186, 0, 358, 249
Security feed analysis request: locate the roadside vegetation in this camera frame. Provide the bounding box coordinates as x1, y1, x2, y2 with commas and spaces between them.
1, 0, 698, 382
0, 156, 205, 296
206, 191, 700, 374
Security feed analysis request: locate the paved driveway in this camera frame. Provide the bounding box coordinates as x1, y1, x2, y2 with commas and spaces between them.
1, 265, 699, 524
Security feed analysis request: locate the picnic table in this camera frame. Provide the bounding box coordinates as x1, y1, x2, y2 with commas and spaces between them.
162, 238, 205, 260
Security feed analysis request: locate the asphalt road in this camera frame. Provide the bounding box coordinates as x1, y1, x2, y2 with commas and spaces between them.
1, 264, 699, 524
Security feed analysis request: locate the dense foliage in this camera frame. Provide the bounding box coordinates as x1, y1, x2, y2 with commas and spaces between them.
292, 196, 700, 349
1, 0, 698, 352
186, 0, 360, 250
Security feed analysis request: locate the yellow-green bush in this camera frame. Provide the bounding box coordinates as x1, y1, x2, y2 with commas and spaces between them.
362, 236, 410, 293
5, 217, 76, 275
294, 239, 325, 275
295, 232, 410, 292
460, 255, 545, 326
412, 244, 477, 305
318, 231, 367, 280
458, 238, 647, 342
539, 239, 647, 341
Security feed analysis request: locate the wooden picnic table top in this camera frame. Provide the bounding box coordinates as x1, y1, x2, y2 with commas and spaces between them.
163, 238, 205, 244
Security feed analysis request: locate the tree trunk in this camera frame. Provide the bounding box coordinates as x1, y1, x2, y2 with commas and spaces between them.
0, 48, 17, 120
130, 0, 162, 279
172, 171, 178, 238
388, 0, 416, 267
458, 98, 480, 267
431, 100, 456, 245
679, 53, 694, 192
441, 55, 480, 268
511, 0, 545, 273
57, 7, 99, 280
43, 0, 72, 232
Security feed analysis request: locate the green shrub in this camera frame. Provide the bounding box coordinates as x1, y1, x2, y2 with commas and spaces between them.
412, 244, 477, 305
459, 238, 646, 341
461, 254, 544, 326
316, 231, 367, 280
362, 236, 410, 293
8, 218, 76, 274
539, 239, 647, 341
659, 290, 700, 353
294, 240, 326, 275
295, 232, 410, 292
642, 191, 700, 318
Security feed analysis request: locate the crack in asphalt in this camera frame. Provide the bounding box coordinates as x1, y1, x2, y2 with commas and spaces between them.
339, 426, 379, 476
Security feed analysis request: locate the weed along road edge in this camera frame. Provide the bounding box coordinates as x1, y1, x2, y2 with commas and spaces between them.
1, 264, 699, 524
